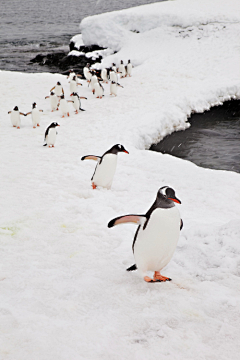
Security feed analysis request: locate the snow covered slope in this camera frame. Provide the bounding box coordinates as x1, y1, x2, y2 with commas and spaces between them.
1, 0, 240, 359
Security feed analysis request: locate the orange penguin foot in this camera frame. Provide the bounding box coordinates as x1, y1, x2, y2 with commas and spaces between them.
153, 272, 172, 282
33, 126, 36, 128
37, 124, 40, 127
17, 126, 20, 129
13, 125, 16, 127
61, 115, 65, 118
67, 113, 70, 117
92, 182, 97, 189
75, 110, 78, 114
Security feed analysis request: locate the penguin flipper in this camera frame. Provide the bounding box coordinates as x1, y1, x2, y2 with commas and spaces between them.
108, 215, 146, 228
81, 155, 101, 161
79, 108, 85, 111
43, 144, 47, 146
180, 219, 183, 230
126, 264, 137, 271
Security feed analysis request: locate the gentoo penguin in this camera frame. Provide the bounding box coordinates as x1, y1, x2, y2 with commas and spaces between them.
43, 122, 60, 148
111, 63, 117, 72
94, 81, 104, 99
110, 81, 123, 96
50, 82, 64, 97
25, 102, 43, 128
81, 144, 129, 189
67, 69, 82, 81
110, 70, 118, 83
101, 68, 108, 83
126, 60, 132, 77
69, 75, 82, 93
108, 186, 183, 283
59, 94, 70, 117
70, 92, 87, 113
90, 72, 98, 94
118, 60, 126, 78
45, 91, 59, 112
83, 63, 92, 83
8, 106, 25, 129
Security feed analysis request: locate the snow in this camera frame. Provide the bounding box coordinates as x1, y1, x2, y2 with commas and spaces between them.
1, 0, 240, 359
70, 34, 84, 49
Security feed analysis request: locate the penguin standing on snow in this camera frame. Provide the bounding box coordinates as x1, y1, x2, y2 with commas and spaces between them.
43, 122, 60, 148
83, 63, 92, 83
50, 82, 64, 97
81, 144, 129, 189
126, 60, 133, 77
101, 68, 108, 83
110, 81, 123, 96
59, 94, 70, 117
25, 102, 43, 128
108, 186, 183, 283
45, 91, 59, 112
70, 92, 87, 113
118, 60, 126, 78
69, 75, 82, 93
94, 81, 104, 99
110, 70, 118, 83
8, 106, 25, 129
90, 72, 98, 94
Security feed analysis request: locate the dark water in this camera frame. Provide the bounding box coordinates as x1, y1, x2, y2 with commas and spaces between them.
0, 0, 163, 73
150, 100, 240, 173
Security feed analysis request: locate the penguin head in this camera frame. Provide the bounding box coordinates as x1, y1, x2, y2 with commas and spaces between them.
32, 102, 37, 109
111, 81, 116, 84
50, 91, 55, 96
72, 75, 76, 80
13, 106, 19, 111
128, 59, 131, 63
112, 63, 116, 66
49, 122, 60, 128
120, 60, 123, 64
158, 186, 181, 204
108, 144, 129, 155
57, 81, 61, 85
70, 92, 78, 97
60, 94, 65, 99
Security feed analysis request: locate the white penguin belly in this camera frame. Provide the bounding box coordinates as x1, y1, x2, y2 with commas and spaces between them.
92, 154, 117, 189
84, 68, 91, 81
60, 99, 69, 114
134, 207, 180, 274
119, 65, 126, 77
50, 95, 58, 110
70, 81, 77, 93
91, 76, 97, 90
55, 85, 63, 96
72, 97, 79, 110
110, 83, 117, 95
11, 111, 20, 127
46, 128, 57, 146
127, 64, 132, 75
32, 108, 40, 126
94, 83, 103, 97
101, 69, 108, 81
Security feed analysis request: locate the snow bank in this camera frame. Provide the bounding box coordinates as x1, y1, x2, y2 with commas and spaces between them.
1, 0, 240, 359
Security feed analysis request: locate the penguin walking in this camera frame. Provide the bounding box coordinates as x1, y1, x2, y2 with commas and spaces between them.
50, 82, 64, 97
45, 91, 59, 112
94, 81, 104, 99
43, 122, 60, 148
25, 102, 43, 128
8, 106, 25, 129
110, 81, 123, 96
108, 186, 183, 283
70, 92, 87, 113
83, 63, 92, 83
126, 60, 133, 77
118, 60, 126, 78
59, 94, 70, 117
67, 69, 82, 81
101, 68, 108, 83
69, 75, 82, 93
90, 73, 98, 94
81, 144, 129, 189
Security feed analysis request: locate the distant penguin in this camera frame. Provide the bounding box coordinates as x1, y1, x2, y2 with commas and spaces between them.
118, 60, 126, 78
50, 82, 64, 97
111, 63, 117, 72
90, 73, 98, 94
8, 106, 25, 129
110, 81, 123, 96
83, 63, 92, 83
81, 144, 129, 189
94, 81, 104, 99
126, 60, 132, 77
108, 186, 183, 283
70, 92, 87, 113
45, 91, 59, 112
25, 102, 43, 128
70, 75, 82, 93
59, 94, 70, 117
43, 122, 60, 148
101, 68, 108, 83
68, 69, 82, 81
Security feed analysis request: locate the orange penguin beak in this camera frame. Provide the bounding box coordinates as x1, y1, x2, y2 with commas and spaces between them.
124, 150, 129, 154
169, 198, 181, 204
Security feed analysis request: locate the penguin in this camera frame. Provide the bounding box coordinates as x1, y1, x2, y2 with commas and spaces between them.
70, 92, 87, 113
109, 70, 118, 83
110, 81, 123, 97
90, 73, 98, 94
25, 102, 43, 128
45, 91, 59, 112
94, 81, 104, 99
108, 186, 183, 283
59, 94, 70, 117
118, 60, 126, 78
50, 82, 64, 97
111, 63, 117, 73
83, 63, 92, 83
126, 60, 132, 77
101, 68, 108, 83
81, 144, 129, 189
8, 106, 25, 129
69, 75, 82, 93
43, 122, 60, 148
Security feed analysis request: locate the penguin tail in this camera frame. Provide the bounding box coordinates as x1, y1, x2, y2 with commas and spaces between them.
43, 143, 47, 146
80, 108, 85, 111
126, 264, 137, 272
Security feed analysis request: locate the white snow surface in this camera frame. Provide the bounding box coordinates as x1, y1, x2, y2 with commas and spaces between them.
1, 0, 240, 359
